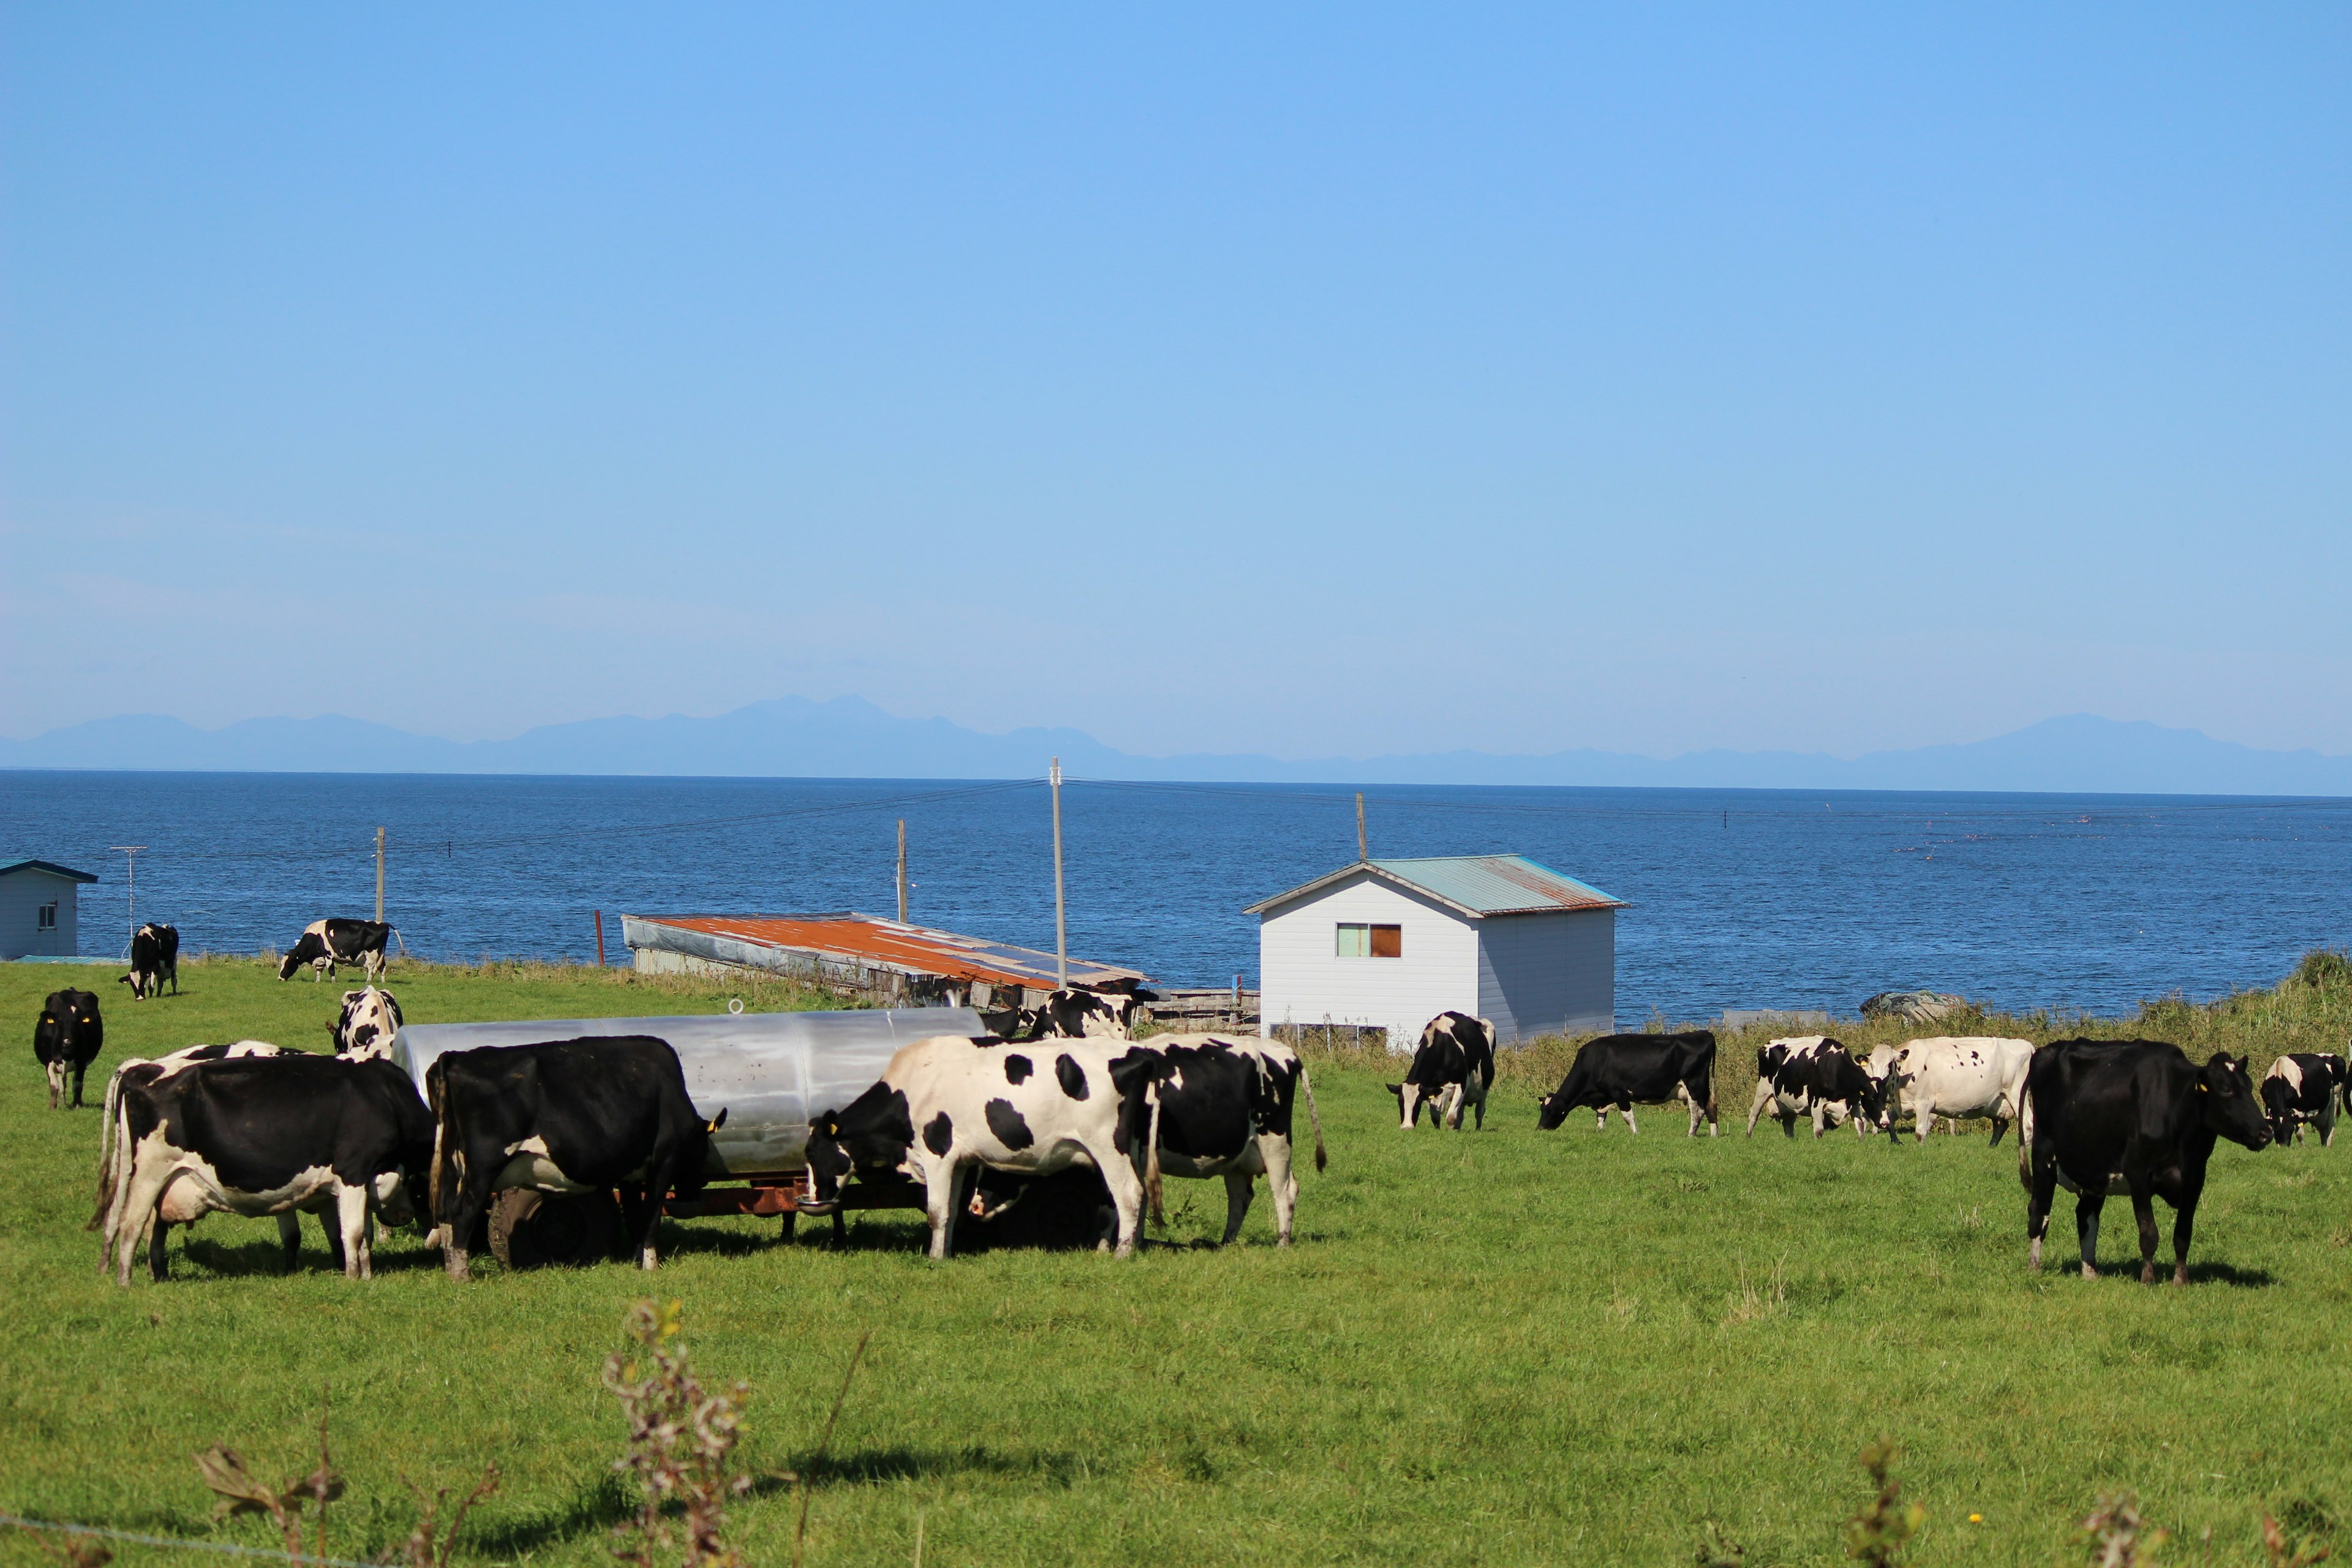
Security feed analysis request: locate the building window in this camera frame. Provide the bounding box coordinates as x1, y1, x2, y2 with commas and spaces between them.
37, 902, 58, 930
1336, 922, 1401, 959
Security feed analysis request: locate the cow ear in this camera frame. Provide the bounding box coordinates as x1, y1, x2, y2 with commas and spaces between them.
706, 1107, 729, 1133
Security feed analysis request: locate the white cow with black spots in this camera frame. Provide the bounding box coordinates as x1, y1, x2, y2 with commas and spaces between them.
1875, 1036, 2034, 1144
802, 1035, 1150, 1260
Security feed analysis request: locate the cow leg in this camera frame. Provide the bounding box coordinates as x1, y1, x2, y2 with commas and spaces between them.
338, 1185, 372, 1281
2320, 1098, 2339, 1149
1260, 1135, 1297, 1246
115, 1164, 176, 1286
1221, 1172, 1256, 1245
1687, 1095, 1703, 1137
1595, 1105, 1608, 1133
921, 1161, 960, 1261
1472, 1084, 1488, 1130
2130, 1189, 2161, 1286
2075, 1192, 2106, 1280
1745, 1080, 1773, 1136
2169, 1197, 2197, 1286
1916, 1106, 1935, 1144
832, 1209, 848, 1246
149, 1218, 171, 1282
1621, 1101, 1638, 1135
1811, 1101, 1828, 1139
47, 1061, 64, 1110
277, 1213, 303, 1272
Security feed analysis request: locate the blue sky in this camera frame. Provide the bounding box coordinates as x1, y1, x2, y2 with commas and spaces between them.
4, 6, 2346, 761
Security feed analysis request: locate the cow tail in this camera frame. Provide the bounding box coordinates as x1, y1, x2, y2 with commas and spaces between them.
1300, 1064, 1329, 1173
426, 1067, 448, 1234
89, 1063, 132, 1231
1144, 1085, 1165, 1223
391, 927, 407, 957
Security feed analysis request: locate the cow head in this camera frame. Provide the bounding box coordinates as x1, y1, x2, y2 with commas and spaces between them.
276, 949, 304, 981
1387, 1082, 1427, 1128
2199, 1053, 2272, 1151
1534, 1090, 1570, 1131
802, 1084, 916, 1207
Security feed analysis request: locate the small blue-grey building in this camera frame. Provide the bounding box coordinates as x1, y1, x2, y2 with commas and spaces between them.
1, 859, 99, 960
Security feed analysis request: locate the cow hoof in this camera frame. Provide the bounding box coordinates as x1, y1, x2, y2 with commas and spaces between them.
444, 1247, 471, 1283
2080, 1264, 2097, 1281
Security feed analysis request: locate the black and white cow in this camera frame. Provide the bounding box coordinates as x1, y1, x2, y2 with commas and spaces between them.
1113, 1033, 1326, 1246
1744, 1036, 1882, 1139
329, 987, 404, 1060
107, 1053, 434, 1285
120, 922, 179, 1000
2020, 1039, 2272, 1284
2261, 1052, 2347, 1147
426, 1035, 725, 1281
1536, 1031, 1719, 1136
1038, 987, 1155, 1040
34, 989, 104, 1109
277, 918, 398, 982
92, 1041, 285, 1251
1387, 1012, 1496, 1130
804, 1034, 1152, 1259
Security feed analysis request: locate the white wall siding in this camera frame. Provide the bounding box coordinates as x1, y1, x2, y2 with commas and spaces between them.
0, 872, 81, 960
1257, 872, 1479, 1049
1475, 909, 1615, 1042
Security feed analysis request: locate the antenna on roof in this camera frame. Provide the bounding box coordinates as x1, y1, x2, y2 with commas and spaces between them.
109, 845, 146, 957
1050, 760, 1068, 989
1356, 794, 1367, 861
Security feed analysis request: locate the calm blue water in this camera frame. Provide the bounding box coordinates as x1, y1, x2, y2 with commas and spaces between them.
4, 771, 2348, 1022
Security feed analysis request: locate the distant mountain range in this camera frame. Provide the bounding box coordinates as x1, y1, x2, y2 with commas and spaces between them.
4, 699, 2348, 796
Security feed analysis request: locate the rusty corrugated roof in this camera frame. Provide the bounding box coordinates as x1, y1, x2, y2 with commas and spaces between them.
625, 912, 1148, 990
1243, 855, 1626, 918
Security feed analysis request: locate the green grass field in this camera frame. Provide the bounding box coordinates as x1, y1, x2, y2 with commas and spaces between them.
4, 959, 2348, 1566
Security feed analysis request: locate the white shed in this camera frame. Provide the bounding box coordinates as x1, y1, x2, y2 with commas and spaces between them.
0, 859, 99, 960
1246, 855, 1624, 1048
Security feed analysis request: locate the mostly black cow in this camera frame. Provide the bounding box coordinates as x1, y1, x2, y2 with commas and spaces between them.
1038, 987, 1155, 1040
106, 1053, 432, 1284
278, 918, 398, 982
1536, 1032, 1719, 1136
804, 1035, 1150, 1259
120, 922, 179, 1000
426, 1035, 724, 1281
1389, 1012, 1496, 1130
92, 1041, 286, 1254
34, 989, 104, 1109
1744, 1036, 1882, 1139
1114, 1033, 1326, 1246
2020, 1039, 2272, 1284
330, 987, 404, 1060
2261, 1052, 2346, 1147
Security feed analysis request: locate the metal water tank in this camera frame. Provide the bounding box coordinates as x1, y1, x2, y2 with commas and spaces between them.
389, 1006, 983, 1177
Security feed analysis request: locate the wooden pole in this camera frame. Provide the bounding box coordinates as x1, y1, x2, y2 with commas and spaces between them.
896, 819, 908, 924
1356, 793, 1367, 861
374, 826, 386, 924
1050, 758, 1068, 989
594, 910, 607, 967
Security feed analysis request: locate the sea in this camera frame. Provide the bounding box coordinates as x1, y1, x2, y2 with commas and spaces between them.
5, 770, 2349, 1025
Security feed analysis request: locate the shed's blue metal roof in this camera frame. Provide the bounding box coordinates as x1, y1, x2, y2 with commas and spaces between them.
0, 859, 99, 884
1245, 855, 1625, 918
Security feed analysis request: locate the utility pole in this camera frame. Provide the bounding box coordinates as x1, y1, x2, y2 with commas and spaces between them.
896, 819, 908, 924
1050, 758, 1068, 989
1356, 793, 1367, 861
110, 845, 145, 954
374, 826, 386, 924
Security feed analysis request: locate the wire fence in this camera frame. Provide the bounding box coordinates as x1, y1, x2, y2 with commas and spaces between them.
2, 1515, 380, 1568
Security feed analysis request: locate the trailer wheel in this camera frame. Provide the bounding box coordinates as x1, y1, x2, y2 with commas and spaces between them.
489, 1190, 622, 1268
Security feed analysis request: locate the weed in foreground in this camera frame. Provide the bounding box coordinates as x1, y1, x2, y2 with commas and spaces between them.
2079, 1493, 2167, 1567
195, 1401, 344, 1564
1844, 1439, 1923, 1566
604, 1299, 753, 1568
1693, 1517, 1744, 1566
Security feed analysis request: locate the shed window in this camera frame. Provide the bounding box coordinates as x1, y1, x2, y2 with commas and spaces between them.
1336, 922, 1401, 959
37, 902, 57, 931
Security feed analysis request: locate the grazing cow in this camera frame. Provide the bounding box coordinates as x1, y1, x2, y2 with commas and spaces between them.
1387, 1012, 1497, 1130
330, 987, 404, 1060
803, 1034, 1151, 1259
2261, 1053, 2347, 1147
107, 1054, 433, 1285
34, 989, 104, 1109
961, 1166, 1120, 1252
426, 1035, 725, 1281
1039, 987, 1155, 1040
1537, 1032, 1719, 1136
1874, 1036, 2033, 1144
277, 918, 398, 982
1114, 1033, 1327, 1246
120, 923, 180, 1000
1748, 1036, 1889, 1139
2020, 1039, 2272, 1284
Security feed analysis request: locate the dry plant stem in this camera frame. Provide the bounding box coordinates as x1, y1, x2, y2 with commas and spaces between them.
400, 1464, 500, 1568
12, 1525, 112, 1568
605, 1300, 755, 1568
792, 1329, 874, 1568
